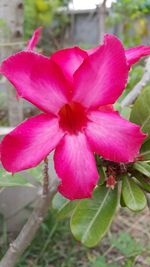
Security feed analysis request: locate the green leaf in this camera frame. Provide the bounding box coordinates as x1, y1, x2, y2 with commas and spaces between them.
134, 172, 150, 193
130, 87, 150, 139
120, 193, 126, 207
52, 192, 78, 220
120, 106, 131, 119
0, 169, 33, 187
122, 175, 147, 211
134, 162, 150, 177
123, 258, 136, 267
98, 165, 105, 185
92, 256, 117, 267
70, 186, 118, 247
95, 155, 105, 185
140, 139, 150, 160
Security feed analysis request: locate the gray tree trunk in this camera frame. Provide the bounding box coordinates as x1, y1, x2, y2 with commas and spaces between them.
0, 0, 24, 126
99, 0, 107, 43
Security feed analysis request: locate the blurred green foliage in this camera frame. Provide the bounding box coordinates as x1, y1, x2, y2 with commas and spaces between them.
107, 0, 150, 47
24, 0, 70, 52
24, 0, 69, 37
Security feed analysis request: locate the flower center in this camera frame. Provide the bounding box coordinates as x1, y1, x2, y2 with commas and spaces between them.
58, 102, 87, 133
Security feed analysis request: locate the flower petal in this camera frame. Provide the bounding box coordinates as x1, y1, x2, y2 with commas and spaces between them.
54, 133, 99, 200
51, 47, 87, 83
98, 104, 114, 112
1, 114, 64, 172
72, 34, 128, 108
85, 111, 146, 163
1, 51, 70, 114
86, 46, 100, 55
27, 27, 42, 50
125, 46, 150, 66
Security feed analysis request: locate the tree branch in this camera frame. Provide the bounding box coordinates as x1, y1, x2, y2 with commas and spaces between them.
121, 57, 150, 108
98, 0, 108, 43
0, 160, 58, 267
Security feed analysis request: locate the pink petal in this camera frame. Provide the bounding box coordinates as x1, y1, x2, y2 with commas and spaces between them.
125, 46, 150, 66
51, 47, 88, 84
1, 51, 70, 114
54, 133, 99, 200
72, 34, 128, 108
27, 27, 42, 50
86, 46, 100, 55
1, 114, 64, 172
85, 111, 146, 163
98, 104, 114, 112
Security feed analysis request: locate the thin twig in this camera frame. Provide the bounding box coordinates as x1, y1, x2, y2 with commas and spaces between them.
0, 159, 58, 267
0, 41, 26, 47
121, 57, 150, 107
43, 157, 49, 195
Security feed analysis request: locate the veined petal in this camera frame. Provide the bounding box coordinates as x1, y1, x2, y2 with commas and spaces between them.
1, 114, 64, 172
125, 45, 150, 66
72, 34, 128, 108
54, 133, 99, 200
27, 27, 42, 50
51, 47, 87, 83
1, 51, 70, 114
85, 111, 146, 163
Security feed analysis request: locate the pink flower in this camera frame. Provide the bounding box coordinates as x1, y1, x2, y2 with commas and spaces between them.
0, 34, 148, 200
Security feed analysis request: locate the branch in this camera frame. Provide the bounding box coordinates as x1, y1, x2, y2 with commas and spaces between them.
0, 41, 26, 47
0, 160, 58, 267
98, 0, 108, 43
121, 57, 150, 108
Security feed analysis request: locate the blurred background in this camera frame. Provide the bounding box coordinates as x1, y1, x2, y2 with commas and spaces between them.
0, 1, 150, 266
1, 0, 150, 126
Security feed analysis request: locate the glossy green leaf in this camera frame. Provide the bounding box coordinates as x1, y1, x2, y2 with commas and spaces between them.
70, 186, 118, 247
140, 139, 150, 160
0, 169, 33, 187
122, 175, 147, 211
134, 162, 150, 177
130, 87, 150, 139
52, 192, 78, 220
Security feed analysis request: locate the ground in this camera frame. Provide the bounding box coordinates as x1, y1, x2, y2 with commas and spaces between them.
1, 206, 149, 267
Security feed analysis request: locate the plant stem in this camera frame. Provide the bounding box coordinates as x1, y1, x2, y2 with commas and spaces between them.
0, 160, 58, 267
43, 157, 49, 195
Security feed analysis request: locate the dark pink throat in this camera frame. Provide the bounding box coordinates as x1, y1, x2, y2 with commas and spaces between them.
58, 102, 88, 133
